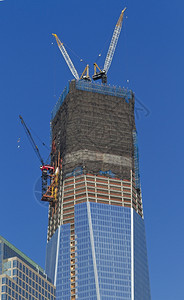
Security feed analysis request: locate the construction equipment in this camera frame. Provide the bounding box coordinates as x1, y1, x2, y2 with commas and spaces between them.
19, 115, 54, 200
93, 7, 127, 83
92, 63, 107, 83
52, 33, 91, 82
52, 33, 80, 80
52, 8, 126, 83
80, 64, 91, 81
52, 33, 79, 80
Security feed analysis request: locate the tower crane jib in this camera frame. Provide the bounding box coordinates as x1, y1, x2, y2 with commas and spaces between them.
52, 33, 79, 80
103, 7, 126, 74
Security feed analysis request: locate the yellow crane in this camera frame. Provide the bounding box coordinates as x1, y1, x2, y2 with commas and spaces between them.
93, 8, 127, 83
52, 33, 80, 80
52, 8, 127, 83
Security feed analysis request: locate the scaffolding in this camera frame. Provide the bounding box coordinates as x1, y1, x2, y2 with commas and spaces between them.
133, 130, 140, 190
76, 80, 132, 102
51, 80, 133, 121
51, 82, 70, 120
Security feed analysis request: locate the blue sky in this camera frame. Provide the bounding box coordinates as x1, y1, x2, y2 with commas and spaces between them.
0, 0, 184, 299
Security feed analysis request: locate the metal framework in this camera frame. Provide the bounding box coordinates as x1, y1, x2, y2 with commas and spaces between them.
103, 7, 126, 73
52, 33, 79, 80
93, 8, 127, 82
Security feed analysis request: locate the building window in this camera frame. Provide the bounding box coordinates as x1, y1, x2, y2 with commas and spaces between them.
4, 270, 11, 276
19, 262, 22, 270
13, 260, 17, 268
1, 285, 6, 292
4, 260, 11, 269
2, 277, 7, 284
13, 269, 17, 276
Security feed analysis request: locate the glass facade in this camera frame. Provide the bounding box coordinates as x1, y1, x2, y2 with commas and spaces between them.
0, 236, 45, 277
133, 211, 151, 300
75, 203, 97, 300
0, 236, 56, 300
49, 203, 151, 299
46, 228, 59, 284
55, 224, 71, 300
75, 203, 132, 300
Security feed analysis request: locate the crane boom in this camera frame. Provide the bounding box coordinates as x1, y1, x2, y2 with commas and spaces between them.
103, 7, 126, 74
52, 33, 79, 80
19, 115, 44, 166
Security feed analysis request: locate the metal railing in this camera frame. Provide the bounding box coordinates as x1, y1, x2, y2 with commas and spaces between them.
76, 80, 132, 102
51, 80, 133, 121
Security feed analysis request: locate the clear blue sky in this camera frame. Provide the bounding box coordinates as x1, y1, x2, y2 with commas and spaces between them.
0, 0, 184, 299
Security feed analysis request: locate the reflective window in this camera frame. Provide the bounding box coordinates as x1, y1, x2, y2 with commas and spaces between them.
55, 224, 71, 299
13, 260, 17, 268
133, 211, 151, 300
75, 202, 132, 300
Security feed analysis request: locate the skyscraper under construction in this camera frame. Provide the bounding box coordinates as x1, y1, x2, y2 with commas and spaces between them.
45, 80, 151, 300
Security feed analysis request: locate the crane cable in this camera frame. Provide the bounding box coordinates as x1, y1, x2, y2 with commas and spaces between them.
28, 125, 50, 151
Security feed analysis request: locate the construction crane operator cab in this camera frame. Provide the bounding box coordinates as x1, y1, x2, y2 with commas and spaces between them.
92, 64, 107, 83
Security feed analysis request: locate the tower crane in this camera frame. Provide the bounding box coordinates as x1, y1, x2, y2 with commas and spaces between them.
19, 115, 54, 198
52, 33, 91, 81
92, 7, 127, 83
52, 8, 126, 83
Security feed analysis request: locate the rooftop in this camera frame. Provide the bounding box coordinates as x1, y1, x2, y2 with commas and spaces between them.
51, 80, 133, 120
0, 236, 44, 275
